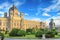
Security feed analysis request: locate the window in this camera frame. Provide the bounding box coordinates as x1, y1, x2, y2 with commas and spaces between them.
14, 22, 16, 26
0, 20, 2, 26
17, 23, 18, 26
3, 22, 5, 26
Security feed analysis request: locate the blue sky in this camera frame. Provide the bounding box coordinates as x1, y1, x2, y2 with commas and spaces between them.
0, 0, 60, 26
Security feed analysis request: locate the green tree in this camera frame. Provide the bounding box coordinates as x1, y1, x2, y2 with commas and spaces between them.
26, 28, 33, 35
35, 29, 43, 38
9, 28, 26, 36
17, 30, 26, 36
45, 29, 57, 38
9, 28, 19, 36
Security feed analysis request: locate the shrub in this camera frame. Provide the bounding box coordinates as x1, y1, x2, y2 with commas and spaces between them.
45, 31, 54, 38
9, 28, 19, 36
17, 30, 26, 36
26, 32, 31, 35
45, 29, 57, 38
26, 28, 36, 35
26, 28, 33, 35
51, 29, 58, 35
26, 28, 32, 33
9, 28, 26, 36
31, 28, 36, 34
35, 30, 43, 38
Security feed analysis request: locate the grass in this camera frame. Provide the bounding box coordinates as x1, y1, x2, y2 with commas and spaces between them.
4, 32, 60, 39
54, 32, 60, 38
4, 34, 9, 38
54, 35, 59, 38
10, 35, 36, 39
23, 35, 36, 38
4, 34, 37, 39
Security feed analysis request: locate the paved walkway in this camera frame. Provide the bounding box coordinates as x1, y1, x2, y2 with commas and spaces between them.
4, 38, 60, 40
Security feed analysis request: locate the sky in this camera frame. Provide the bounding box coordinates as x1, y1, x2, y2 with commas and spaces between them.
0, 0, 60, 26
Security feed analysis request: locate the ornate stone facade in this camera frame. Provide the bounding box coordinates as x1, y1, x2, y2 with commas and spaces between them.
0, 5, 46, 31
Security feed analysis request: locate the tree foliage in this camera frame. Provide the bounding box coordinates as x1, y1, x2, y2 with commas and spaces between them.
9, 28, 26, 36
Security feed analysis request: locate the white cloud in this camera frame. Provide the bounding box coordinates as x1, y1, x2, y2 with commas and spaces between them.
35, 12, 39, 16
44, 0, 60, 12
15, 2, 21, 6
25, 13, 29, 16
35, 8, 42, 16
42, 13, 50, 17
45, 16, 60, 27
0, 2, 10, 10
0, 11, 4, 17
52, 0, 58, 3
0, 12, 4, 14
31, 18, 41, 22
0, 0, 25, 17
57, 13, 60, 15
44, 0, 60, 26
35, 0, 59, 16
0, 2, 13, 13
52, 16, 60, 26
35, 0, 60, 17
15, 1, 25, 6
13, 0, 25, 6
0, 0, 25, 10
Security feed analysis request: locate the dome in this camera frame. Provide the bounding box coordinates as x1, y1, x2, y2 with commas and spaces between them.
9, 5, 17, 11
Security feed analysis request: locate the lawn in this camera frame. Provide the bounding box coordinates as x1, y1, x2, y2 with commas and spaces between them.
5, 34, 37, 39
11, 35, 36, 39
4, 32, 60, 39
54, 32, 60, 38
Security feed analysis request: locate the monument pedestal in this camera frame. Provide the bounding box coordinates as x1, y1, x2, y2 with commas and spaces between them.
0, 36, 2, 40
42, 34, 45, 39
